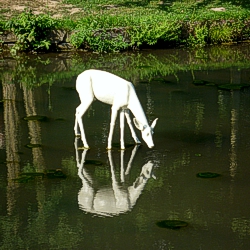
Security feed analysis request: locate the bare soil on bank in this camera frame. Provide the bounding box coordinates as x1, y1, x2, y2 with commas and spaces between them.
0, 0, 84, 19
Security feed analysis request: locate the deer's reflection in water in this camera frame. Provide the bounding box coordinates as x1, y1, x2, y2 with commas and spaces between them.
75, 139, 156, 217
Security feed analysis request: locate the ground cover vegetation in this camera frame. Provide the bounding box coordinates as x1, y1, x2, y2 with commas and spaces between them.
0, 0, 250, 53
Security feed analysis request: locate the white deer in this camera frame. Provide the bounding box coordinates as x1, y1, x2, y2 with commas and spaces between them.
74, 69, 158, 149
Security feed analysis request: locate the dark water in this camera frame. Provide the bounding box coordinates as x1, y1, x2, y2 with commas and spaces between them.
0, 45, 250, 249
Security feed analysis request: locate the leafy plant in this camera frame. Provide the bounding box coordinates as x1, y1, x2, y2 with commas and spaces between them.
209, 23, 232, 44
71, 27, 129, 52
127, 16, 181, 48
186, 23, 208, 47
6, 9, 58, 53
70, 15, 130, 52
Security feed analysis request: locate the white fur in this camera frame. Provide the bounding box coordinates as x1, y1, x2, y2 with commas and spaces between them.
74, 69, 158, 149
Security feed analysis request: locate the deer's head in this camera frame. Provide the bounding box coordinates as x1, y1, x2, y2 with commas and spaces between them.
133, 118, 158, 148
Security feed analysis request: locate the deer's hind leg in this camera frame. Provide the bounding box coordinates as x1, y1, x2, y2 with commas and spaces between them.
107, 105, 120, 150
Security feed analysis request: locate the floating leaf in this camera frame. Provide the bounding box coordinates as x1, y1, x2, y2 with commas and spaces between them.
13, 176, 34, 183
218, 84, 249, 90
156, 220, 188, 230
196, 172, 221, 178
25, 143, 42, 149
193, 80, 208, 85
193, 80, 214, 86
23, 115, 47, 121
13, 169, 66, 183
46, 169, 67, 178
20, 172, 44, 177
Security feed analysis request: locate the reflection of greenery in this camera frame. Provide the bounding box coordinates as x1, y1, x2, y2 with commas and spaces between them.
0, 180, 81, 249
170, 151, 191, 174
1, 46, 250, 90
1, 45, 250, 249
50, 213, 81, 248
61, 156, 78, 177
232, 217, 250, 239
194, 102, 205, 135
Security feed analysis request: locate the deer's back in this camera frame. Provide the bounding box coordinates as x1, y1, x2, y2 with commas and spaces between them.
77, 69, 134, 106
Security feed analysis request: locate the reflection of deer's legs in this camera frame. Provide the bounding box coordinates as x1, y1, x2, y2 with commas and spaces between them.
75, 139, 95, 211
75, 138, 89, 169
124, 109, 141, 144
120, 150, 125, 182
75, 98, 93, 148
78, 154, 93, 187
108, 150, 129, 211
108, 150, 118, 186
125, 145, 140, 175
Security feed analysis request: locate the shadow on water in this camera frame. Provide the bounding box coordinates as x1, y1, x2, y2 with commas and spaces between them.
0, 45, 250, 249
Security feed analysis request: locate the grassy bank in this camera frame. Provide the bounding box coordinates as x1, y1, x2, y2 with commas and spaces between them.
1, 0, 250, 53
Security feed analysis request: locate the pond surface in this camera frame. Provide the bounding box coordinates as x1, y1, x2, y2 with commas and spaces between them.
0, 45, 250, 249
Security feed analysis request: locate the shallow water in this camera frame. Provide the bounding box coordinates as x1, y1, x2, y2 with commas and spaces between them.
0, 45, 250, 249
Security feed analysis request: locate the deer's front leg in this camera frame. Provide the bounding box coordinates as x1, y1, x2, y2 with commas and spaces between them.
120, 110, 125, 150
124, 110, 141, 144
74, 116, 80, 137
107, 106, 119, 150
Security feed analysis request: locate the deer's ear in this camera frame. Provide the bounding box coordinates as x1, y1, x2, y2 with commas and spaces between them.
133, 118, 144, 131
151, 118, 158, 130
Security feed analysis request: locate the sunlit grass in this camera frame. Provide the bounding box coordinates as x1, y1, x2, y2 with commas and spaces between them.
1, 0, 250, 52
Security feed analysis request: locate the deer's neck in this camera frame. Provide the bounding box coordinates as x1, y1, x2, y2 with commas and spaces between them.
128, 87, 148, 126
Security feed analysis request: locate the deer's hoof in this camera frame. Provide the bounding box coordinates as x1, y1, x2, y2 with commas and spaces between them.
77, 146, 90, 150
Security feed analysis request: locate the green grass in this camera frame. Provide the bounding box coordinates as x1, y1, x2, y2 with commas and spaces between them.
65, 0, 250, 51
1, 0, 250, 52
